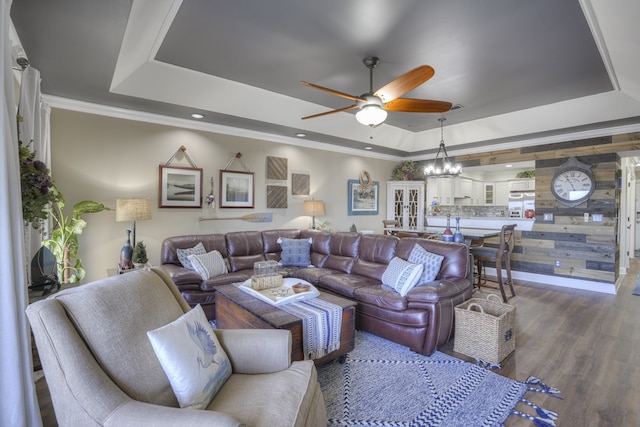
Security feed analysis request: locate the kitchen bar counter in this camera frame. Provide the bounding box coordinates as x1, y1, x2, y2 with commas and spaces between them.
426, 216, 535, 231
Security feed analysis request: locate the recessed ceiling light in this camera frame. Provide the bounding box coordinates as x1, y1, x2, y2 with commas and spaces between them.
190, 113, 204, 119
364, 146, 373, 150
295, 132, 307, 138
505, 164, 513, 168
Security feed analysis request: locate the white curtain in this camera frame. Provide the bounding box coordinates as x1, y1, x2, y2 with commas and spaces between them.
0, 0, 43, 425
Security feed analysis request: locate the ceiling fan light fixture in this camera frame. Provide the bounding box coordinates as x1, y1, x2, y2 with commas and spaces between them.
424, 118, 461, 178
356, 104, 387, 127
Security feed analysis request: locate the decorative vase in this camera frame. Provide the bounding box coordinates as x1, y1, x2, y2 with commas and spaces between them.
442, 214, 454, 242
453, 217, 465, 243
119, 229, 134, 270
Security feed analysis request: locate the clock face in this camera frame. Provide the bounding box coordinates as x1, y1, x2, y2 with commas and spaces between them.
551, 168, 595, 207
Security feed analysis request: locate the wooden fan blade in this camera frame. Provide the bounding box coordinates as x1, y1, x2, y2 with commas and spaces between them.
301, 104, 358, 120
373, 65, 435, 103
383, 98, 452, 113
301, 81, 365, 102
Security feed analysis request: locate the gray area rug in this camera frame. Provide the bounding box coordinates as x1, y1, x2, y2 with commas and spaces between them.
317, 331, 561, 427
633, 273, 640, 296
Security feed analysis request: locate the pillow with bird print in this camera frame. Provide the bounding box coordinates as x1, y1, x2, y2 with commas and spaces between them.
147, 304, 231, 409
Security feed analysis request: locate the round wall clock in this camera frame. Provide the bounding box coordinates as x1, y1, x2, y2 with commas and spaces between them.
550, 157, 595, 207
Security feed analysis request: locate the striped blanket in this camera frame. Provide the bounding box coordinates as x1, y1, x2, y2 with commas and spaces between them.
281, 297, 342, 360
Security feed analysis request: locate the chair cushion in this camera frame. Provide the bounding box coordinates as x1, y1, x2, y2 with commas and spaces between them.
382, 257, 424, 297
176, 242, 206, 270
408, 244, 445, 283
188, 250, 228, 280
147, 305, 232, 409
278, 237, 312, 266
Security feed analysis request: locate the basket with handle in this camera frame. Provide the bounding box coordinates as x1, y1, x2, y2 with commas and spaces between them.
453, 294, 516, 364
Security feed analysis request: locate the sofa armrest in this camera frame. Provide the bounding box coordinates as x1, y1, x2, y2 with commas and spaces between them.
105, 401, 243, 427
407, 278, 472, 304
214, 329, 292, 373
160, 264, 202, 287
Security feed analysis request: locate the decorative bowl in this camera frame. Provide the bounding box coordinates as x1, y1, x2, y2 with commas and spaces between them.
291, 283, 311, 294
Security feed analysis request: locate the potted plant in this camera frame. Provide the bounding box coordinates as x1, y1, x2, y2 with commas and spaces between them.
42, 188, 111, 283
391, 161, 423, 181
132, 241, 149, 268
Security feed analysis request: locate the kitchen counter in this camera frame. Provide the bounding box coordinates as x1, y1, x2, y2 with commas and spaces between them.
426, 216, 535, 231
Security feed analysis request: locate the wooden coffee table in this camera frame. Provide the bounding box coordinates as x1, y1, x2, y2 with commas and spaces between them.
215, 283, 356, 364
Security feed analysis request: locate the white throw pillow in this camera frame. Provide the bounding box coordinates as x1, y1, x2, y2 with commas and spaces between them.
188, 250, 228, 280
176, 242, 206, 271
408, 244, 445, 283
382, 257, 424, 297
147, 305, 232, 409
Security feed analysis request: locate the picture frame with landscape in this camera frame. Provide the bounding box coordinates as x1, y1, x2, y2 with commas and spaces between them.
158, 165, 203, 208
220, 170, 255, 208
348, 179, 379, 215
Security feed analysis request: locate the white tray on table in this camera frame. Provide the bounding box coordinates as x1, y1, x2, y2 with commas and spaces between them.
238, 277, 319, 307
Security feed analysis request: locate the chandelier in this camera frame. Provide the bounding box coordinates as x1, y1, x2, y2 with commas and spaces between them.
424, 118, 461, 177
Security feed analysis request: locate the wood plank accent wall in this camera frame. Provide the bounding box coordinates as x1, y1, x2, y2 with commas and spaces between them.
455, 133, 638, 288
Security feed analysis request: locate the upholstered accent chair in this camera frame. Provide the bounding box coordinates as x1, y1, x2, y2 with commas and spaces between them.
26, 267, 327, 427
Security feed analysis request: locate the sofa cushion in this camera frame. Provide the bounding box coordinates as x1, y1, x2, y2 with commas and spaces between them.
278, 237, 312, 266
147, 305, 232, 409
188, 250, 228, 280
382, 257, 423, 297
177, 242, 206, 271
408, 244, 444, 283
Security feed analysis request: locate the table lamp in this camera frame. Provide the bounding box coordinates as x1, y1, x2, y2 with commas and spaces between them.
116, 198, 152, 248
303, 199, 325, 229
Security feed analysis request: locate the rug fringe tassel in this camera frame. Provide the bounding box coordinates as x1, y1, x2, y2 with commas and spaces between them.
511, 409, 557, 427
476, 359, 501, 370
521, 398, 558, 420
523, 376, 563, 398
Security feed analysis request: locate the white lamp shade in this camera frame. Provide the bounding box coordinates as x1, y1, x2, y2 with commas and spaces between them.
116, 198, 152, 222
356, 105, 387, 127
303, 200, 326, 216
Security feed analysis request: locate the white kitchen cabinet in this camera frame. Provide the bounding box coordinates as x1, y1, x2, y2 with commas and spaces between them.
472, 180, 484, 205
454, 177, 473, 198
484, 182, 495, 205
387, 181, 425, 228
427, 177, 454, 205
509, 179, 535, 191
495, 181, 510, 205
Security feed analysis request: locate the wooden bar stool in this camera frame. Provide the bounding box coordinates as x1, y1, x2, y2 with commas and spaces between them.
470, 224, 517, 302
383, 219, 400, 235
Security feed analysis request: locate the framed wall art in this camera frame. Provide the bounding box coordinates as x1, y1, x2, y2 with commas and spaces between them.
158, 165, 203, 208
347, 179, 379, 215
220, 170, 255, 208
266, 185, 287, 209
291, 173, 310, 196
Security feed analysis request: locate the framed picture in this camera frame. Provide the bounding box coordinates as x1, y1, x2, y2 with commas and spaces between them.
158, 165, 203, 208
348, 179, 379, 215
220, 170, 255, 208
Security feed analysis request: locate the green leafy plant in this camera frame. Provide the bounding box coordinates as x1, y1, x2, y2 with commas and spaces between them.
43, 188, 111, 283
515, 170, 535, 178
391, 161, 422, 181
132, 241, 148, 265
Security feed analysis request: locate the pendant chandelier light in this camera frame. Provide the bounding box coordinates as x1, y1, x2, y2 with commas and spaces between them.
424, 117, 461, 177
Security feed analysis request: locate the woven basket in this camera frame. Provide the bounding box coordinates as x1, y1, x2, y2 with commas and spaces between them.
251, 274, 283, 290
453, 294, 516, 364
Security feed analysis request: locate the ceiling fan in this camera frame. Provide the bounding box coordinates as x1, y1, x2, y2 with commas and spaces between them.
301, 57, 452, 127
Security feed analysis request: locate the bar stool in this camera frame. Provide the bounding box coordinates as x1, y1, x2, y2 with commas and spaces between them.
470, 224, 517, 302
383, 219, 400, 235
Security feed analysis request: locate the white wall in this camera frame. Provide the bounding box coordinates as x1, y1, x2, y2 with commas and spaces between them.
49, 109, 396, 282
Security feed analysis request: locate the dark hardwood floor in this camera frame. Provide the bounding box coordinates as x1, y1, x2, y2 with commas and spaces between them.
37, 260, 640, 426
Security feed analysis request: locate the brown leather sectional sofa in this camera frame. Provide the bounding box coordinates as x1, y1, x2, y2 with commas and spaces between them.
160, 229, 473, 356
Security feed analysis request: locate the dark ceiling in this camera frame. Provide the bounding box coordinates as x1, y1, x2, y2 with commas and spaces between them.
10, 0, 640, 158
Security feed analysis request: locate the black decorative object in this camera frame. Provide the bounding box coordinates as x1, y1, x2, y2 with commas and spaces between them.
119, 229, 134, 270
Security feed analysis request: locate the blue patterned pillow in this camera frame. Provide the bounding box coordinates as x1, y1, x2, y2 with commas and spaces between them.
382, 257, 424, 297
177, 242, 206, 271
278, 237, 312, 267
408, 244, 445, 283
